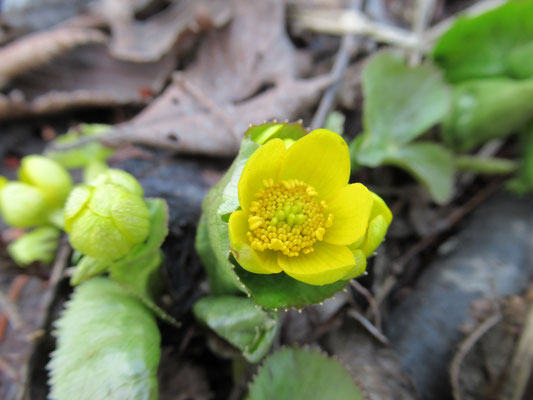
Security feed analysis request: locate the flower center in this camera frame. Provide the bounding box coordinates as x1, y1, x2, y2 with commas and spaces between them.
246, 178, 334, 257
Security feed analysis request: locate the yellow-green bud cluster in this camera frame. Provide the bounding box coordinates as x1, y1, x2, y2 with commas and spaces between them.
64, 169, 150, 261
0, 156, 72, 227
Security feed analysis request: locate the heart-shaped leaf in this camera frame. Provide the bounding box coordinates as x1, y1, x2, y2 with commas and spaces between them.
352, 51, 453, 203
232, 261, 346, 310
48, 278, 160, 400
358, 50, 450, 158
247, 348, 367, 400
382, 142, 454, 204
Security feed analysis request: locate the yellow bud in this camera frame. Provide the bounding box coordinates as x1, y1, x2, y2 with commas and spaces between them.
0, 182, 48, 227
64, 183, 150, 261
18, 155, 72, 209
91, 169, 144, 197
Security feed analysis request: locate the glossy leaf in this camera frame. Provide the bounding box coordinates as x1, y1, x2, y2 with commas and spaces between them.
193, 296, 279, 363
197, 136, 258, 295
352, 51, 452, 203
383, 142, 454, 204
358, 50, 450, 158
232, 261, 346, 310
433, 1, 533, 82
442, 78, 533, 151
48, 278, 160, 400
247, 348, 366, 400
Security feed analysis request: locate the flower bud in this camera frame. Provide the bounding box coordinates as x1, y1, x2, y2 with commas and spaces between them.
0, 182, 48, 227
18, 155, 72, 208
65, 183, 150, 261
91, 169, 144, 197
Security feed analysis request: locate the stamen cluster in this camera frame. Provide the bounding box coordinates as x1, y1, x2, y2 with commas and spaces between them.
246, 179, 334, 257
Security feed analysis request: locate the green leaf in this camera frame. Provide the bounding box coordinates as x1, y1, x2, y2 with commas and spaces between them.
247, 121, 308, 146
247, 348, 366, 400
197, 137, 259, 295
324, 111, 346, 136
352, 51, 453, 203
8, 226, 60, 266
70, 255, 109, 285
442, 78, 533, 151
48, 277, 160, 400
433, 1, 533, 82
508, 123, 533, 194
455, 155, 517, 174
46, 124, 114, 169
232, 261, 346, 310
193, 296, 279, 363
359, 50, 450, 156
109, 198, 179, 327
383, 142, 454, 205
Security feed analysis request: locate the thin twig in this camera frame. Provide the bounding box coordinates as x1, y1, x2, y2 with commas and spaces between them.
350, 280, 382, 331
0, 353, 19, 382
0, 275, 29, 342
409, 0, 436, 65
290, 8, 421, 50
450, 312, 502, 400
500, 296, 533, 400
48, 237, 71, 288
394, 178, 502, 273
375, 179, 503, 309
310, 0, 361, 130
347, 308, 389, 345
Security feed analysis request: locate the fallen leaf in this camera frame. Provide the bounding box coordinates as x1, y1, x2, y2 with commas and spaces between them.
99, 0, 233, 62
95, 0, 331, 155
0, 43, 177, 120
0, 0, 90, 36
0, 26, 107, 89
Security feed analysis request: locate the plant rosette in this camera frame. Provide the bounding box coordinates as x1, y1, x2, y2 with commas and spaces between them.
196, 122, 392, 309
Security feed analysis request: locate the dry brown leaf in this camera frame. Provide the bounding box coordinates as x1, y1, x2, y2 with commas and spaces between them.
0, 26, 107, 89
99, 0, 233, 62
0, 0, 91, 35
93, 0, 332, 155
0, 43, 177, 120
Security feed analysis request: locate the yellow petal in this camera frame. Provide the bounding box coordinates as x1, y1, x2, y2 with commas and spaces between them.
279, 129, 350, 200
369, 193, 393, 225
353, 192, 393, 257
278, 242, 355, 285
228, 210, 282, 274
340, 249, 367, 280
323, 183, 373, 245
238, 139, 286, 212
359, 215, 389, 257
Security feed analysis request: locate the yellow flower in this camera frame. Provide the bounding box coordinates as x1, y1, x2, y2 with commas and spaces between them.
228, 129, 390, 286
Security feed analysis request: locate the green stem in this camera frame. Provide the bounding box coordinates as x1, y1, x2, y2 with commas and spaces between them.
455, 155, 518, 174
